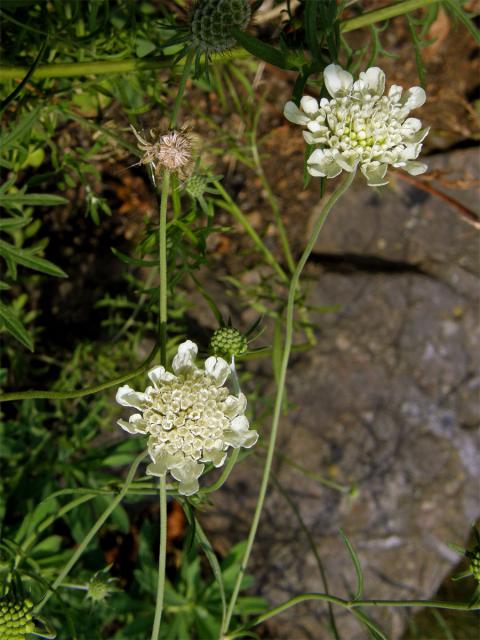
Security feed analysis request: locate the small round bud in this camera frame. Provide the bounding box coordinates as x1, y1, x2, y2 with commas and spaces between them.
209, 327, 248, 358
190, 0, 251, 54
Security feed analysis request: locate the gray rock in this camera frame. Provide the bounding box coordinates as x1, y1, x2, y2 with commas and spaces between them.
202, 149, 479, 639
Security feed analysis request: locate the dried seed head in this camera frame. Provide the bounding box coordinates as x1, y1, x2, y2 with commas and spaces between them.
131, 126, 196, 180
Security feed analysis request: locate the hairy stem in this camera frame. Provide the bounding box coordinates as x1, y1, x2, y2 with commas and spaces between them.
223, 170, 356, 634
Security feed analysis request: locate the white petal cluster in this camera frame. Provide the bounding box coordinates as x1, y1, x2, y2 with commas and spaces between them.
284, 64, 429, 186
116, 341, 258, 496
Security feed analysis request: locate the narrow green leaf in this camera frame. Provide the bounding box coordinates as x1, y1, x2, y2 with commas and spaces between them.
194, 517, 227, 630
1, 106, 42, 149
340, 529, 364, 600
351, 609, 389, 640
232, 27, 290, 69
0, 193, 69, 207
305, 1, 321, 60
0, 239, 68, 277
111, 246, 157, 267
443, 0, 480, 44
0, 301, 34, 351
0, 215, 31, 230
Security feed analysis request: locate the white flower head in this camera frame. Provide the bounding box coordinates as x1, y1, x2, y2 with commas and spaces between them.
115, 341, 258, 496
284, 64, 429, 186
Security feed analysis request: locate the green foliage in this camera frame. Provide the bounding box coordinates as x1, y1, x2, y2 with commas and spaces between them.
0, 1, 478, 639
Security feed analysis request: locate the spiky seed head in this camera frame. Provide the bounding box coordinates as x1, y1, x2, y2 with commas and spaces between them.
210, 327, 248, 358
190, 0, 251, 54
0, 597, 35, 639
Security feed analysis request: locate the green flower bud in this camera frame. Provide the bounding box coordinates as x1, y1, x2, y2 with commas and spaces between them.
184, 174, 209, 199
209, 327, 247, 358
470, 546, 480, 582
87, 574, 114, 602
0, 597, 35, 639
190, 0, 251, 54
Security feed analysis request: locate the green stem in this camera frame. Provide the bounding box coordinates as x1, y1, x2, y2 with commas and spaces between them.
151, 475, 168, 640
250, 133, 294, 275
223, 170, 356, 635
158, 170, 171, 365
0, 50, 250, 81
34, 450, 147, 614
200, 449, 240, 494
340, 0, 441, 33
245, 593, 480, 630
151, 168, 171, 638
170, 50, 194, 129
0, 341, 159, 403
213, 180, 288, 284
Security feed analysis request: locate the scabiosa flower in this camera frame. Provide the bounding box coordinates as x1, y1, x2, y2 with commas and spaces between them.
284, 64, 429, 187
131, 126, 195, 181
116, 340, 258, 496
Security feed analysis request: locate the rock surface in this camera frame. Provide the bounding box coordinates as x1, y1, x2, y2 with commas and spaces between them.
202, 149, 480, 639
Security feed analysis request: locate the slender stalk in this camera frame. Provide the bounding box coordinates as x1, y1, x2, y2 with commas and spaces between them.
170, 50, 194, 130
223, 170, 356, 634
250, 133, 294, 274
151, 475, 168, 640
0, 50, 249, 81
246, 592, 480, 629
35, 450, 147, 614
213, 180, 288, 284
340, 0, 441, 33
0, 341, 160, 402
200, 449, 240, 494
158, 171, 171, 365
151, 168, 171, 639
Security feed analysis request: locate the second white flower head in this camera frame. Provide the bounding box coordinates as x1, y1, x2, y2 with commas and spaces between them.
284, 64, 429, 186
116, 341, 258, 496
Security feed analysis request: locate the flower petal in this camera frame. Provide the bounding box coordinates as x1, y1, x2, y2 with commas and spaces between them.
284, 101, 310, 125
116, 384, 147, 410
323, 64, 353, 98
361, 161, 389, 187
363, 67, 385, 96
204, 356, 230, 386
148, 365, 176, 388
171, 460, 205, 496
401, 86, 426, 110
223, 392, 247, 418
230, 415, 250, 433
224, 429, 259, 449
402, 160, 428, 176
202, 447, 228, 468
307, 149, 342, 178
172, 340, 198, 375
117, 413, 147, 435
300, 95, 319, 115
